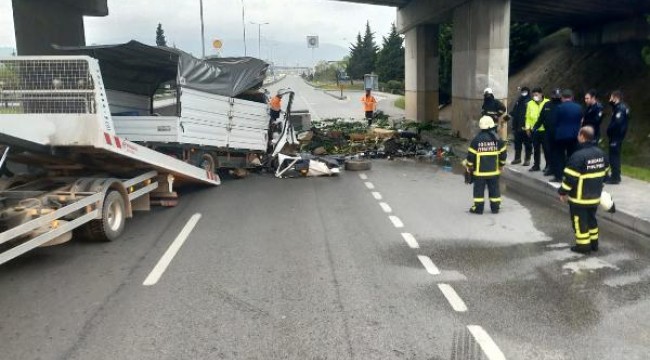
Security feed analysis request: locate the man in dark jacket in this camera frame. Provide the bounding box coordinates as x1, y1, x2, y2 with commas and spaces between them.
583, 89, 604, 143
510, 86, 531, 165
552, 89, 583, 181
464, 116, 507, 215
481, 87, 506, 121
533, 88, 562, 176
605, 90, 629, 184
559, 126, 609, 254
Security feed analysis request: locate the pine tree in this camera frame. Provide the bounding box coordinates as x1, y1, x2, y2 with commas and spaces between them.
156, 23, 167, 47
360, 21, 378, 76
375, 23, 404, 82
347, 32, 364, 79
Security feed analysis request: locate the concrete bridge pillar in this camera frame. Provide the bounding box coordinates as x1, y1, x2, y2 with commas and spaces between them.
451, 0, 510, 138
404, 25, 439, 123
12, 0, 108, 55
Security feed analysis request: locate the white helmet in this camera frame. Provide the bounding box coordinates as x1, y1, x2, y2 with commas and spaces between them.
600, 191, 616, 213
479, 116, 495, 130
484, 87, 494, 95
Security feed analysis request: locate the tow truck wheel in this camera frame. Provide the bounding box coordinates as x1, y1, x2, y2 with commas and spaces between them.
87, 190, 126, 242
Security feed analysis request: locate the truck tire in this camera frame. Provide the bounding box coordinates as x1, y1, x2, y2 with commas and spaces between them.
345, 159, 372, 171
87, 190, 126, 242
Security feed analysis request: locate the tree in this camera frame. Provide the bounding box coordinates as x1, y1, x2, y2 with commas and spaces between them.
509, 22, 542, 70
375, 23, 405, 83
156, 23, 167, 47
360, 21, 379, 76
347, 32, 364, 79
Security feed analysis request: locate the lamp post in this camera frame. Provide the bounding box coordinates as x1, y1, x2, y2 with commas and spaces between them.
250, 21, 269, 59
199, 0, 205, 58
240, 0, 247, 56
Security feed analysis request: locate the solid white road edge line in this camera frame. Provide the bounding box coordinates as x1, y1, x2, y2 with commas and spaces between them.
417, 255, 440, 275
437, 284, 468, 312
359, 173, 368, 180
467, 325, 507, 360
388, 215, 404, 228
372, 192, 382, 200
365, 182, 375, 190
401, 233, 420, 248
143, 213, 202, 286
379, 202, 392, 213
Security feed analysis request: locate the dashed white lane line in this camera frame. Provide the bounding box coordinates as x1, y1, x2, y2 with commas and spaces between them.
438, 284, 468, 312
359, 173, 368, 180
417, 255, 440, 275
401, 233, 420, 249
371, 192, 382, 200
379, 202, 392, 213
388, 215, 404, 228
143, 213, 202, 286
467, 325, 507, 360
365, 182, 375, 190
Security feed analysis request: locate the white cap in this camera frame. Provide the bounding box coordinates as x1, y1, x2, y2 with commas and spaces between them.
484, 87, 494, 95
600, 191, 615, 212
479, 116, 495, 130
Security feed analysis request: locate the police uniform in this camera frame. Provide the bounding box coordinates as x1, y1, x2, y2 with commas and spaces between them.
606, 102, 629, 183
583, 102, 604, 142
465, 120, 507, 214
558, 142, 609, 253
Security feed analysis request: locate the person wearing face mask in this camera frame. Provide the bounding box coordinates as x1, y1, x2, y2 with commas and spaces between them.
510, 86, 532, 165
533, 88, 562, 177
605, 90, 629, 185
524, 88, 549, 171
481, 88, 506, 122
583, 89, 604, 143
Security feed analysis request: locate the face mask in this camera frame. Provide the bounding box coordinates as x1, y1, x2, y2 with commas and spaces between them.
533, 96, 541, 102
521, 92, 529, 97
609, 100, 617, 107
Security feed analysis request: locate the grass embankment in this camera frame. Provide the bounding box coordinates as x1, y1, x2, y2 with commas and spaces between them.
309, 81, 365, 91
394, 96, 405, 109
622, 165, 650, 182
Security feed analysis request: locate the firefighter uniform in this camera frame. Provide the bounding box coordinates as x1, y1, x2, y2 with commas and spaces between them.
466, 117, 507, 214
558, 142, 609, 253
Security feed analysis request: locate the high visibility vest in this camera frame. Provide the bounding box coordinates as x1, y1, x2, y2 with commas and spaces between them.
269, 96, 282, 111
361, 95, 377, 112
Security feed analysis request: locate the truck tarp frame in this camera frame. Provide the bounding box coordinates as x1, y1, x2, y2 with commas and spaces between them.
53, 41, 269, 98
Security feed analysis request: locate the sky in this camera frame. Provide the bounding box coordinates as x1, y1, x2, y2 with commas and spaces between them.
0, 0, 397, 66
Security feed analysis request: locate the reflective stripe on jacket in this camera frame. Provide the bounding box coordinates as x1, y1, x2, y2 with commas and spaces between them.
558, 143, 609, 206
466, 131, 507, 178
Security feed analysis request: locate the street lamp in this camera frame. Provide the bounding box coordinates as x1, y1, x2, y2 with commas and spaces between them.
199, 0, 205, 58
240, 0, 247, 56
250, 21, 269, 59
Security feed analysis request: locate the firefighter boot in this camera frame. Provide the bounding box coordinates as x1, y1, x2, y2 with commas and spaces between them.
570, 244, 591, 254
591, 240, 599, 252
490, 203, 500, 214
469, 203, 484, 215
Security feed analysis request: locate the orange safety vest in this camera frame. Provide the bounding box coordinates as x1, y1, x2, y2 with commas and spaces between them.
269, 96, 282, 111
361, 95, 377, 112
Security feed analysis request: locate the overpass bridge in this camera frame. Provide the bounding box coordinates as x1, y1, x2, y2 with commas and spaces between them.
10, 0, 650, 137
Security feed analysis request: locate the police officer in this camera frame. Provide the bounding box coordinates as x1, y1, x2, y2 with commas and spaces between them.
510, 86, 531, 165
605, 90, 629, 185
481, 88, 506, 121
464, 116, 507, 215
533, 88, 562, 177
583, 89, 604, 143
559, 126, 609, 253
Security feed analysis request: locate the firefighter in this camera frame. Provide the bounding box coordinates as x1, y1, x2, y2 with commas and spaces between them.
361, 89, 377, 126
558, 126, 609, 253
465, 116, 507, 215
481, 88, 506, 121
605, 90, 629, 185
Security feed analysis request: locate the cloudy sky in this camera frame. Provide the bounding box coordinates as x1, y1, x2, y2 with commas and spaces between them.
0, 0, 397, 65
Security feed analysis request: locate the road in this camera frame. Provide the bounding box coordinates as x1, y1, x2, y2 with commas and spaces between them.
1, 77, 649, 360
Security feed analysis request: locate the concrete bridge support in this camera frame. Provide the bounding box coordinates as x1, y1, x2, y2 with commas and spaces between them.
12, 0, 108, 55
404, 25, 439, 123
451, 0, 510, 138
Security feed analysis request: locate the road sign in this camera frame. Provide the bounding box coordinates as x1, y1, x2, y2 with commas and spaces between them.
307, 36, 319, 49
212, 39, 223, 49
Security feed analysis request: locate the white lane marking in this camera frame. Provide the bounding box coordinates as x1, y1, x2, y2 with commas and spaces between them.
143, 213, 202, 286
365, 182, 375, 190
388, 215, 404, 228
371, 192, 382, 200
417, 255, 440, 275
438, 284, 467, 312
467, 325, 507, 360
379, 202, 392, 213
401, 233, 420, 249
359, 173, 368, 180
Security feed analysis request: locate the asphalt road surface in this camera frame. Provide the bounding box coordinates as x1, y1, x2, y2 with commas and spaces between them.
1, 78, 648, 359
